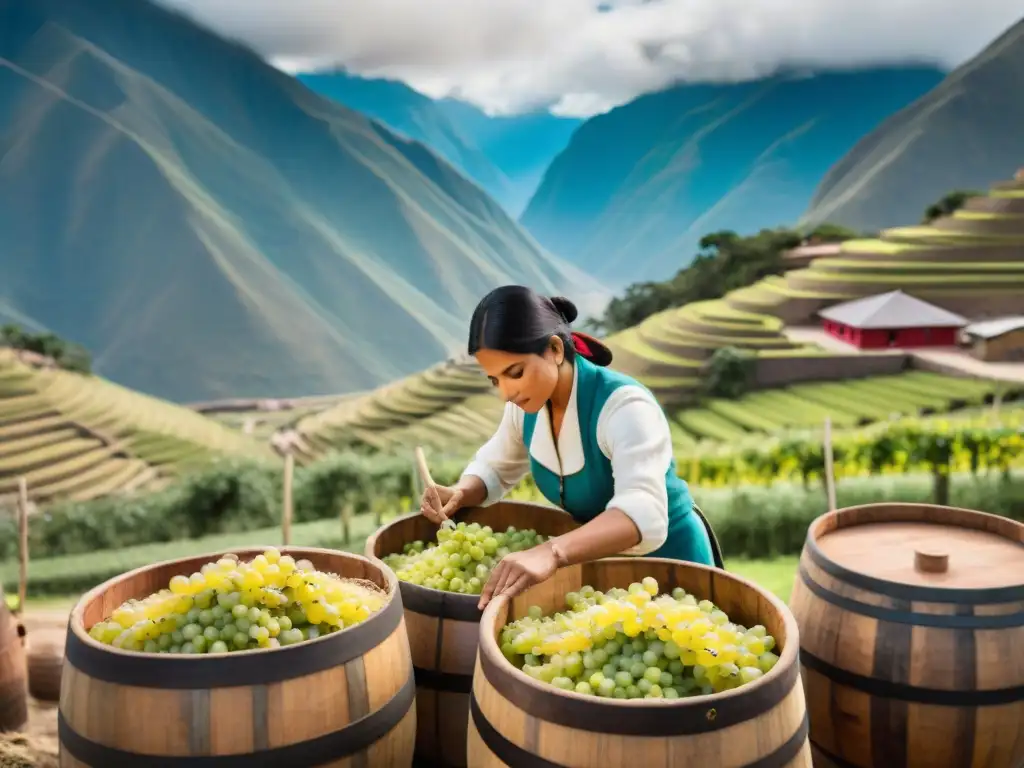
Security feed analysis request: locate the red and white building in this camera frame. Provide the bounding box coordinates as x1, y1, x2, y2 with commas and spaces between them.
818, 290, 967, 349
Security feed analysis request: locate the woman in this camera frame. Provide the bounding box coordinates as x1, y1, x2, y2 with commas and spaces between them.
420, 285, 720, 610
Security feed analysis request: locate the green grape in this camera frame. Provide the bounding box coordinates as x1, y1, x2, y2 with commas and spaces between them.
87, 549, 387, 654
499, 577, 780, 700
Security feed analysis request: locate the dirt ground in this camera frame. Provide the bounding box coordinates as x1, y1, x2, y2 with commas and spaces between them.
1, 700, 58, 767
2, 610, 65, 767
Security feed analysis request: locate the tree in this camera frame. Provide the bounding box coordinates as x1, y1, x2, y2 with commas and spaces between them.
591, 227, 803, 334
805, 223, 862, 242
0, 324, 92, 374
704, 346, 756, 399
922, 190, 983, 224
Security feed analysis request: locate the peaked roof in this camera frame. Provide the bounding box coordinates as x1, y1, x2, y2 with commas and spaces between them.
963, 316, 1024, 339
819, 291, 968, 329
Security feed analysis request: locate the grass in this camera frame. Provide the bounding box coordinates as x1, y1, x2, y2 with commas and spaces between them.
0, 350, 275, 506
727, 557, 798, 601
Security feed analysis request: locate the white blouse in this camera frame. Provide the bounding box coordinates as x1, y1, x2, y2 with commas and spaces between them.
461, 365, 674, 556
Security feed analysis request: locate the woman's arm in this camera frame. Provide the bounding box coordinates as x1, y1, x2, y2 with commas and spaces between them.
459, 401, 531, 506
549, 387, 672, 564
476, 389, 673, 608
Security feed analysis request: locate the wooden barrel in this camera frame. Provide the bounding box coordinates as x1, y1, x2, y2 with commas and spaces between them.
790, 503, 1024, 768
27, 628, 64, 702
0, 591, 28, 732
470, 556, 810, 767
367, 501, 579, 767
59, 546, 416, 767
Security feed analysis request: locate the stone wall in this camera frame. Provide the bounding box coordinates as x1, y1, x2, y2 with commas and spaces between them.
753, 353, 909, 389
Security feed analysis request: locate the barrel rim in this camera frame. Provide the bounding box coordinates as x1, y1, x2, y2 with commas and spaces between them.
806, 502, 1024, 603
65, 546, 404, 687
477, 556, 801, 735
365, 501, 578, 622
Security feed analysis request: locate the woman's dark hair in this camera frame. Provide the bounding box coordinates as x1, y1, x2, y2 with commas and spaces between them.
467, 285, 613, 367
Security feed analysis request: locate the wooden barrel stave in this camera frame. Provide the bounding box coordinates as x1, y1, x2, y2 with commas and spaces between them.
0, 594, 28, 733
58, 547, 416, 767
791, 503, 1024, 768
469, 557, 811, 767
368, 501, 580, 767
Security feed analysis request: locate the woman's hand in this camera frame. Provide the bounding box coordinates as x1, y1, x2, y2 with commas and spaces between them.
478, 541, 562, 610
419, 484, 464, 525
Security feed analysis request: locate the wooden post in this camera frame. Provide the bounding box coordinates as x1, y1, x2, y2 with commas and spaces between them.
16, 477, 29, 615
341, 502, 352, 545
282, 451, 294, 546
992, 382, 1003, 418
823, 417, 837, 511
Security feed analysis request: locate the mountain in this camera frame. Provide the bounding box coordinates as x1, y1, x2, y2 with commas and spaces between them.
519, 67, 945, 287
298, 71, 581, 216
0, 0, 607, 403
801, 19, 1024, 232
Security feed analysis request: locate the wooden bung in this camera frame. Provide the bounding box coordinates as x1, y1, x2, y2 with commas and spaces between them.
0, 589, 28, 732
59, 547, 416, 766
366, 501, 579, 767
469, 557, 810, 766
914, 549, 949, 574
790, 502, 1024, 768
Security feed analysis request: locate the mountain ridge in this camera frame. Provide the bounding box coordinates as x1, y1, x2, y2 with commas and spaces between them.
801, 18, 1024, 231
520, 67, 946, 286
0, 0, 607, 402
299, 70, 582, 216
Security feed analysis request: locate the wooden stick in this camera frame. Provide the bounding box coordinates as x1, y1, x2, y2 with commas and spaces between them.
823, 417, 837, 511
414, 446, 434, 490
282, 451, 295, 545
341, 502, 352, 545
16, 477, 29, 615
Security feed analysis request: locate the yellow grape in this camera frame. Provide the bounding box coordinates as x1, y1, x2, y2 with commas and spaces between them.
88, 549, 387, 654
499, 579, 780, 699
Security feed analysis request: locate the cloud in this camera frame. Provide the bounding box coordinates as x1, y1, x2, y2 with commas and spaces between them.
158, 0, 1023, 116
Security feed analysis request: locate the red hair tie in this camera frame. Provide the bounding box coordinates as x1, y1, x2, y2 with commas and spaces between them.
571, 332, 593, 358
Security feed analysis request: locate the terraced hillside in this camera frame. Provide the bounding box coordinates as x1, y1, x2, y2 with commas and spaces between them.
199, 394, 360, 441
293, 352, 1010, 462
608, 177, 1024, 399
0, 349, 275, 506
293, 357, 501, 460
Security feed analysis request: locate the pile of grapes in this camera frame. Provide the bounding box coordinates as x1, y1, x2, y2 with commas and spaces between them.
500, 577, 780, 699
87, 549, 387, 654
383, 521, 547, 595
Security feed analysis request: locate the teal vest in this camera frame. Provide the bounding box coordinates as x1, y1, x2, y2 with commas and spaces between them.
522, 356, 714, 566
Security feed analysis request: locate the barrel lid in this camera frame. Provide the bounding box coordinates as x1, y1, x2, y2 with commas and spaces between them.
816, 520, 1024, 590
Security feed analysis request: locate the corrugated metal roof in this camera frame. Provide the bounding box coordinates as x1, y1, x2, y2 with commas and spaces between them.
963, 316, 1024, 339
818, 290, 968, 329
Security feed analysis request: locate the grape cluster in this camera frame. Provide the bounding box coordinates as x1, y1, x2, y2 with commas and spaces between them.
88, 549, 386, 654
383, 521, 547, 595
500, 577, 780, 699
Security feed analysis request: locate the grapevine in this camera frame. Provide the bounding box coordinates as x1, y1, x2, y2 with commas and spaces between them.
676, 416, 1023, 488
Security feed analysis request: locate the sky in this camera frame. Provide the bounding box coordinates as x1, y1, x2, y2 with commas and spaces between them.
159, 0, 1023, 117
